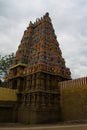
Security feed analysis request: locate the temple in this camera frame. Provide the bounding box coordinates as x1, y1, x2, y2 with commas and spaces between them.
7, 12, 71, 123
0, 13, 87, 124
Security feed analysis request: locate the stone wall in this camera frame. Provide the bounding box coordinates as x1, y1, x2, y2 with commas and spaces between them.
18, 107, 60, 124
59, 77, 87, 121
0, 101, 17, 122
17, 72, 61, 124
1, 76, 87, 123
0, 87, 17, 101
0, 87, 17, 122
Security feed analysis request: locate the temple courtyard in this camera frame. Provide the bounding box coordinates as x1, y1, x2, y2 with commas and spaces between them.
0, 123, 87, 130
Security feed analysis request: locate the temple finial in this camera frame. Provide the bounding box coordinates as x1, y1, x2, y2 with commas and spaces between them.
44, 12, 49, 18
45, 12, 49, 17
29, 21, 33, 27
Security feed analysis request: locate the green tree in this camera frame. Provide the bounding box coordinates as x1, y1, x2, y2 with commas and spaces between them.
0, 53, 15, 79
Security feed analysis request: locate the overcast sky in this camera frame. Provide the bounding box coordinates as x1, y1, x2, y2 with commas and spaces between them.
0, 0, 87, 79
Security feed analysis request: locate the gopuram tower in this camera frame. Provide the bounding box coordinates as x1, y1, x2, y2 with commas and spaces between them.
9, 13, 71, 123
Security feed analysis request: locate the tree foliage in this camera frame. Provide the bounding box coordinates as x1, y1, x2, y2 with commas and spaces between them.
0, 53, 15, 79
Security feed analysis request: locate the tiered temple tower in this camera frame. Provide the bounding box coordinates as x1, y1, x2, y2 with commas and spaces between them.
8, 13, 71, 123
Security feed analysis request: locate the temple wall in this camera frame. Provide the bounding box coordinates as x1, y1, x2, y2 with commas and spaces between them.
1, 77, 87, 123
59, 77, 87, 121
18, 107, 60, 124
0, 87, 18, 122
0, 87, 17, 101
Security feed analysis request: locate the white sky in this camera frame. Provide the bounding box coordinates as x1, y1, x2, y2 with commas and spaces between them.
0, 0, 87, 79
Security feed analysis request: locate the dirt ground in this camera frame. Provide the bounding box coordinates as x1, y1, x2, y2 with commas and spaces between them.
0, 123, 87, 130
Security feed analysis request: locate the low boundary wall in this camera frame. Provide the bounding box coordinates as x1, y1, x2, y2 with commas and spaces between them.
59, 77, 87, 121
